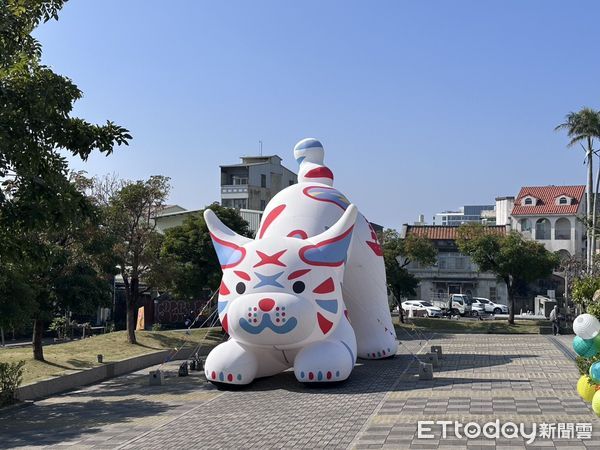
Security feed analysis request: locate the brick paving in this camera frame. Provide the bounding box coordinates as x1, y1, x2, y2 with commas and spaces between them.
0, 332, 598, 449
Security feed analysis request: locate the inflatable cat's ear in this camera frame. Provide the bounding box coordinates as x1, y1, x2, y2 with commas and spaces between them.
204, 209, 253, 269
299, 205, 358, 267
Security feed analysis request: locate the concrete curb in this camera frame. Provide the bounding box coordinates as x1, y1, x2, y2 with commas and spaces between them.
15, 345, 213, 401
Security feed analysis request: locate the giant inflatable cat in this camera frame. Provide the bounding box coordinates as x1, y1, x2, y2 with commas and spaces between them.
204, 138, 397, 385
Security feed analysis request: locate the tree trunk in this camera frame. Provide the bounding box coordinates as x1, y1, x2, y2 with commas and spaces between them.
588, 140, 594, 271
124, 275, 138, 344
592, 160, 600, 270
505, 277, 515, 325
32, 319, 44, 361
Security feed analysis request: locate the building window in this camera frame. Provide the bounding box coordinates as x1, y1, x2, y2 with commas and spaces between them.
519, 218, 531, 232
555, 218, 571, 240
524, 198, 533, 205
261, 174, 267, 188
260, 200, 266, 210
559, 197, 568, 205
489, 286, 497, 301
535, 218, 551, 240
289, 180, 294, 186
232, 176, 248, 185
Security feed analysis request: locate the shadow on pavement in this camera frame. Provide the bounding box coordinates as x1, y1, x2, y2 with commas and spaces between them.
0, 398, 171, 449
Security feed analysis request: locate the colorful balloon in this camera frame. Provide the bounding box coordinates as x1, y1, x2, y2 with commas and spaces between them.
577, 375, 596, 402
203, 138, 398, 386
573, 314, 600, 340
590, 362, 600, 383
573, 335, 600, 358
593, 390, 600, 416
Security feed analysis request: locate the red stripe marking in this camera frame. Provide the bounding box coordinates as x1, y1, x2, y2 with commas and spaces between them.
317, 312, 333, 334
209, 232, 246, 269
254, 250, 286, 268
219, 281, 230, 295
305, 166, 334, 179
234, 270, 251, 281
288, 269, 311, 280
258, 204, 286, 239
287, 229, 308, 239
366, 241, 383, 257
221, 314, 229, 334
313, 277, 335, 294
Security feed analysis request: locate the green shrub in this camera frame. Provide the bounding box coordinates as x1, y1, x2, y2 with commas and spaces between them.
0, 360, 25, 406
151, 323, 163, 331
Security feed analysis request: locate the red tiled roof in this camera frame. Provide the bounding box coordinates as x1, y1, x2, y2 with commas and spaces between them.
511, 185, 585, 216
405, 225, 507, 240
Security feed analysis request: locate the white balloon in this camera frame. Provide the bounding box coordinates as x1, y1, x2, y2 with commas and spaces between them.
574, 314, 600, 340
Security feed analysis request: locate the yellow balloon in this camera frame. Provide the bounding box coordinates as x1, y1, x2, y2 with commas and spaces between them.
593, 390, 600, 416
578, 375, 596, 403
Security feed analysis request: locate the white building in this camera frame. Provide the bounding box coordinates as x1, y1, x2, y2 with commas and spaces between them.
401, 225, 509, 304
509, 185, 586, 258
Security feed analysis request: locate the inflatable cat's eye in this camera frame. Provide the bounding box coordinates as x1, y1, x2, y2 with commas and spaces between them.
204, 138, 398, 385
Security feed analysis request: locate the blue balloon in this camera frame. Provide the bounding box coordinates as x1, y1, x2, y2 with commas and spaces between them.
574, 336, 600, 358
589, 362, 600, 383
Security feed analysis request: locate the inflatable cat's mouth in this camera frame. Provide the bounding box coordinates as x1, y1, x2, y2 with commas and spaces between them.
239, 314, 298, 334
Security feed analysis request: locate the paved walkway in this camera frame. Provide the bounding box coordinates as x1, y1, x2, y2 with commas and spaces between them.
0, 332, 598, 449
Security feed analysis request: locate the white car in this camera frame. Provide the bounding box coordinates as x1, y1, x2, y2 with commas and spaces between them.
402, 300, 443, 318
472, 297, 508, 314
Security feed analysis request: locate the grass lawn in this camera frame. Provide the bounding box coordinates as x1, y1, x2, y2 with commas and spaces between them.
0, 328, 223, 385
395, 317, 549, 334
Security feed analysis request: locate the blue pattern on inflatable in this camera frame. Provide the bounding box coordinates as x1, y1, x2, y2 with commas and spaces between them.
305, 186, 350, 210
254, 271, 284, 288
239, 314, 298, 334
303, 231, 352, 265
316, 299, 338, 314
296, 139, 323, 150
212, 238, 244, 267
217, 301, 228, 314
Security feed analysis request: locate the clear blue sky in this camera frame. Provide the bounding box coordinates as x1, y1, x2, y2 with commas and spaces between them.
34, 1, 600, 229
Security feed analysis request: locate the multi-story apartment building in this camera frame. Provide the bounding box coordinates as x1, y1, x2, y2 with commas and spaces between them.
220, 155, 297, 211
433, 205, 495, 226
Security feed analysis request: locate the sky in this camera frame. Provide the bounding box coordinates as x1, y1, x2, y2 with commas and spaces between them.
34, 0, 600, 229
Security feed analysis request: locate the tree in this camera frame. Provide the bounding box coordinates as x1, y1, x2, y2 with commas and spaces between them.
380, 230, 437, 321
555, 108, 600, 270
571, 276, 600, 311
0, 1, 130, 357
160, 203, 252, 299
456, 224, 559, 324
101, 176, 170, 344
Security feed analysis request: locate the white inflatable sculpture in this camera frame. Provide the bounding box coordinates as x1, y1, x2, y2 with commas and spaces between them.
204, 138, 398, 385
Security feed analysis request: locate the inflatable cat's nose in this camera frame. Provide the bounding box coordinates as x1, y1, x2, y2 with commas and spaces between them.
258, 298, 275, 312
294, 138, 334, 186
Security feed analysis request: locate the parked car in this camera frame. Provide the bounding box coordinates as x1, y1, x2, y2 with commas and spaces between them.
472, 297, 508, 314
431, 295, 472, 316
401, 300, 443, 318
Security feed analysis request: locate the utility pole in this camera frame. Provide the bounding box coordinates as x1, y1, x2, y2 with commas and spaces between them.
259, 140, 263, 156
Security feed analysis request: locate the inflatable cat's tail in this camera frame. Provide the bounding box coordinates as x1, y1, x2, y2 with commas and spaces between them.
293, 138, 335, 186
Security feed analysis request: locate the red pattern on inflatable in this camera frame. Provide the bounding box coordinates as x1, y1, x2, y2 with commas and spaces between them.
288, 269, 311, 280
287, 229, 308, 239
234, 270, 251, 281
219, 281, 230, 295
258, 204, 286, 239
317, 312, 333, 334
313, 277, 335, 294
305, 166, 334, 180
254, 250, 287, 268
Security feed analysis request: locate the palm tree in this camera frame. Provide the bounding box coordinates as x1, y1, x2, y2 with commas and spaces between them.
556, 107, 600, 271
